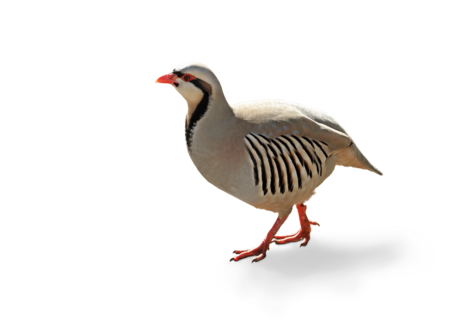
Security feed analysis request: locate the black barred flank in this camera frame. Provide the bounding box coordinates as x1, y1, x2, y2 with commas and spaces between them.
277, 137, 302, 189
250, 133, 275, 195
266, 142, 285, 194
245, 145, 259, 186
281, 135, 311, 179
301, 136, 322, 176
245, 133, 330, 196
313, 140, 329, 158
314, 149, 323, 176
302, 136, 315, 149
245, 136, 268, 195
292, 136, 319, 175
271, 138, 293, 193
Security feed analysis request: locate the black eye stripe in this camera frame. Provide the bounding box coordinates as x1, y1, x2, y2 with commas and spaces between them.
173, 70, 184, 78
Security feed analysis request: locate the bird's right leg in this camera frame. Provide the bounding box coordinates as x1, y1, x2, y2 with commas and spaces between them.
230, 214, 291, 264
273, 203, 322, 247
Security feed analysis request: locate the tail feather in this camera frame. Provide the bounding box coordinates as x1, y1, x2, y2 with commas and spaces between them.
335, 143, 383, 176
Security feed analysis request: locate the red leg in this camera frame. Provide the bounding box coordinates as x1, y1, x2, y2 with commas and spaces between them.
231, 215, 288, 263
273, 203, 319, 247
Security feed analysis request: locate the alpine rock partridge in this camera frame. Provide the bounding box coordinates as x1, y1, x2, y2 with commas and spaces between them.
156, 62, 382, 263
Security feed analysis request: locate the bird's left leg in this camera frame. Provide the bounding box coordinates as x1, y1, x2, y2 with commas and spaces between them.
230, 215, 289, 263
273, 203, 319, 246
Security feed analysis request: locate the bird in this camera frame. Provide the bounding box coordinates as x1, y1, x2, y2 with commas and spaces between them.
156, 62, 382, 263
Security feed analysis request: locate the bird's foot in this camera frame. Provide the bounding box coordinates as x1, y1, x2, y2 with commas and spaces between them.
272, 203, 319, 247
272, 223, 316, 247
230, 239, 271, 263
275, 220, 322, 239
230, 214, 291, 264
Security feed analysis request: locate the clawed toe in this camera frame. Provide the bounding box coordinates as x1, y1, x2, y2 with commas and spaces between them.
233, 249, 249, 254
231, 241, 270, 262
309, 221, 320, 227
251, 254, 266, 263
300, 236, 311, 247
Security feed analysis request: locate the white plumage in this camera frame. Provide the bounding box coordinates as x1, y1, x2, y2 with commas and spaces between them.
156, 62, 382, 263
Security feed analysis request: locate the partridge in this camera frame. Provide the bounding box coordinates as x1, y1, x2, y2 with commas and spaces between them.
156, 62, 382, 263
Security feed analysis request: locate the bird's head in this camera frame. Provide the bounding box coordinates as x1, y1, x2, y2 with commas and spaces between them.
155, 62, 225, 109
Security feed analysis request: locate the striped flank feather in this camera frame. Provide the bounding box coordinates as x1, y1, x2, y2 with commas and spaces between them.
244, 133, 330, 195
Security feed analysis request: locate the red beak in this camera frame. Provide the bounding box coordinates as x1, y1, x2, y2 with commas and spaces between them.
155, 73, 177, 85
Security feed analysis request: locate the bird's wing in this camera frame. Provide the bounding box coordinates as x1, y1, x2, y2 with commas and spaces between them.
233, 100, 352, 154
232, 99, 382, 176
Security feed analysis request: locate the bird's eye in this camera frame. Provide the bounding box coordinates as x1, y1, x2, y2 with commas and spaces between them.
182, 74, 193, 82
